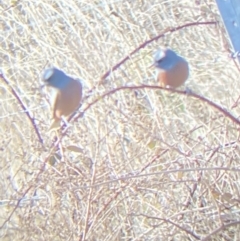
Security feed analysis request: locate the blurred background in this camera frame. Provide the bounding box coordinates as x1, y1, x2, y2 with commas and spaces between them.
0, 0, 240, 240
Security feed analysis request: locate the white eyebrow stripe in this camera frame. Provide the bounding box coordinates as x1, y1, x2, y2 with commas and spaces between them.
43, 69, 54, 80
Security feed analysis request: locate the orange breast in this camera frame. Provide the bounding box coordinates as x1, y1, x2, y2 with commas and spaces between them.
53, 79, 82, 120
158, 60, 189, 88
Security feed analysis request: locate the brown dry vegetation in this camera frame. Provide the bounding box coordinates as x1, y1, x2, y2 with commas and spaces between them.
0, 0, 240, 240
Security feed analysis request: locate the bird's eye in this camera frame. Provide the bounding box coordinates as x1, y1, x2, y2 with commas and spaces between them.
157, 58, 163, 62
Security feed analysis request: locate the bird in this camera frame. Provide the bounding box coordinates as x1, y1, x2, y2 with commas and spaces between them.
42, 67, 83, 126
152, 48, 189, 88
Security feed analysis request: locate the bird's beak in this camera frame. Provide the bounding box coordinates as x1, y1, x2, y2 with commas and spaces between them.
40, 81, 50, 88
148, 62, 155, 69
40, 84, 46, 89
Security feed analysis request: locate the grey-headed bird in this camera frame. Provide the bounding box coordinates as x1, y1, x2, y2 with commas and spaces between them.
153, 48, 189, 88
42, 67, 83, 127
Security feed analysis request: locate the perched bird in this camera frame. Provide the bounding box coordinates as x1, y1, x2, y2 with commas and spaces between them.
42, 67, 83, 125
152, 48, 189, 88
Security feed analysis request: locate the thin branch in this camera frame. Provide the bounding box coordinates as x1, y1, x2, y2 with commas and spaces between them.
80, 166, 240, 189
0, 186, 32, 229
137, 214, 201, 240
78, 85, 240, 126
0, 70, 44, 144
201, 221, 240, 241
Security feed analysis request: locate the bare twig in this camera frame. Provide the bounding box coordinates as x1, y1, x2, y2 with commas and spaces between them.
0, 70, 44, 144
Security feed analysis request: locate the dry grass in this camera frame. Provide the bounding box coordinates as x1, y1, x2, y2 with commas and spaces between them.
0, 0, 240, 240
